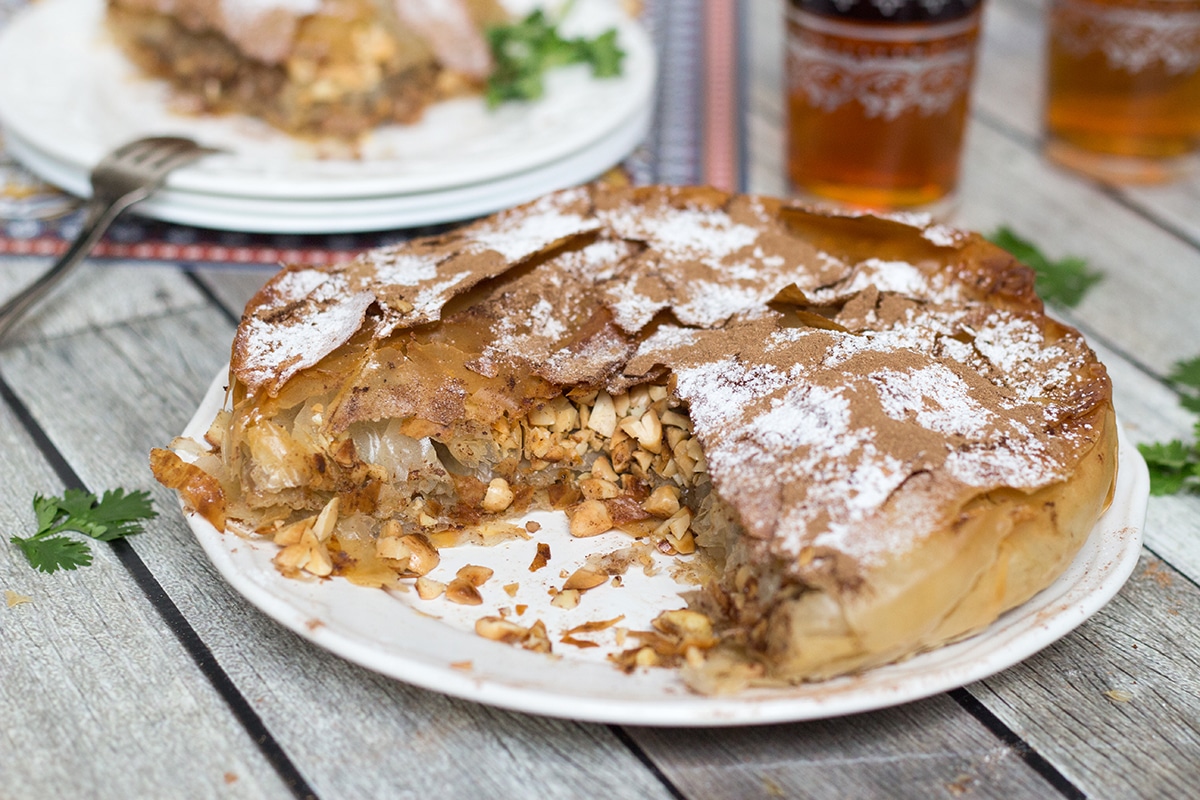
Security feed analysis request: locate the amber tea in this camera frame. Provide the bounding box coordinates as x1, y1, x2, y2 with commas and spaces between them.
786, 3, 983, 213
1045, 0, 1200, 182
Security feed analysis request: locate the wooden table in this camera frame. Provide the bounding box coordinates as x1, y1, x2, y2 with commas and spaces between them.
2, 0, 1198, 796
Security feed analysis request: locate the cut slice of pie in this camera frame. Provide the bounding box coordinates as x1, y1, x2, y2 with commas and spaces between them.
153, 185, 1118, 690
105, 0, 508, 139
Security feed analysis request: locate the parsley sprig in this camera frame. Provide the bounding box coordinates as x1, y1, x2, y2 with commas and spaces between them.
485, 5, 625, 107
1139, 355, 1200, 495
988, 226, 1105, 308
10, 488, 156, 573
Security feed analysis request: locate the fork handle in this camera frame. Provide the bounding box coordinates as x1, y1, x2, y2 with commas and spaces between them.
0, 193, 140, 344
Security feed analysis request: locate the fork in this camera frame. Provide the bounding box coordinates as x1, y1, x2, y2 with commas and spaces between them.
0, 136, 220, 344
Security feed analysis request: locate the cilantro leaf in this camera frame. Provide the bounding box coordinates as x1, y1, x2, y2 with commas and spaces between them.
988, 227, 1104, 308
32, 493, 60, 533
13, 534, 93, 574
9, 488, 156, 573
581, 29, 623, 77
1165, 356, 1200, 414
485, 8, 625, 108
1168, 356, 1200, 391
1138, 439, 1193, 470
1138, 439, 1200, 496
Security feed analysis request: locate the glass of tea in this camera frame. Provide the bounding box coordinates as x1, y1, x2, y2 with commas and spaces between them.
785, 0, 984, 216
1044, 0, 1200, 184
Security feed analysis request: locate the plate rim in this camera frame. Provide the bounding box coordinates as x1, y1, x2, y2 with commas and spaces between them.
174, 367, 1148, 726
2, 103, 654, 233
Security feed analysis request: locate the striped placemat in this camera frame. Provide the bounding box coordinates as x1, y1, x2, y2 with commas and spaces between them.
0, 0, 741, 268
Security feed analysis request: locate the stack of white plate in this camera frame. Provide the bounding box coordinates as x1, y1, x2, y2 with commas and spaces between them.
0, 0, 656, 233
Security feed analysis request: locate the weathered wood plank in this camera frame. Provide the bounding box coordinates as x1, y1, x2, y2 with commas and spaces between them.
1, 285, 679, 800
190, 266, 273, 319
0, 257, 207, 345
626, 694, 1060, 799
972, 0, 1045, 142
969, 552, 1200, 799
0, 392, 291, 798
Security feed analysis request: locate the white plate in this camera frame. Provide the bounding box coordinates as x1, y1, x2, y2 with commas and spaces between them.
0, 0, 656, 200
177, 370, 1148, 726
2, 102, 652, 233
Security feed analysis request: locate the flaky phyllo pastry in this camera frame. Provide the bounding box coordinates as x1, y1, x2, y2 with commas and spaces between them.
152, 185, 1118, 691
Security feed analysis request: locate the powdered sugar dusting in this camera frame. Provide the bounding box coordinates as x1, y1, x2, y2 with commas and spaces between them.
603, 275, 670, 333
600, 205, 761, 267
810, 258, 962, 305
366, 251, 442, 286
409, 271, 471, 319
631, 325, 700, 364
674, 357, 794, 433
235, 271, 374, 392
872, 364, 995, 439
673, 279, 775, 328
924, 224, 966, 248
268, 266, 332, 303
466, 190, 596, 262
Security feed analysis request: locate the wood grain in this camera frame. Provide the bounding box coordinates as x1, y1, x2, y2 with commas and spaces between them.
970, 552, 1200, 798
0, 390, 291, 798
0, 258, 207, 345
626, 694, 1059, 799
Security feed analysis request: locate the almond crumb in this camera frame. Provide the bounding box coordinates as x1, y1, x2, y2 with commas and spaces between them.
503, 582, 520, 596
563, 567, 608, 591
415, 576, 446, 600
5, 590, 32, 608
551, 588, 581, 609
445, 578, 484, 605
529, 542, 551, 571
457, 564, 494, 586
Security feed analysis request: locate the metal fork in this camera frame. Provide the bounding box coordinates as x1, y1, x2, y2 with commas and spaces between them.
0, 136, 220, 343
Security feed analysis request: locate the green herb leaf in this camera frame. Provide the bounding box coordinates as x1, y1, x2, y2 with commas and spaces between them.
988, 226, 1104, 308
485, 8, 625, 108
1138, 438, 1200, 496
1168, 356, 1200, 390
10, 488, 156, 573
12, 534, 93, 574
1138, 439, 1193, 471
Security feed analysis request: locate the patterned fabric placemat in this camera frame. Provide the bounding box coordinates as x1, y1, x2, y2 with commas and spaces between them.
0, 0, 712, 268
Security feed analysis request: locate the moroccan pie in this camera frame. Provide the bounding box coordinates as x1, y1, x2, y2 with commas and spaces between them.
105, 0, 508, 139
152, 185, 1118, 689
